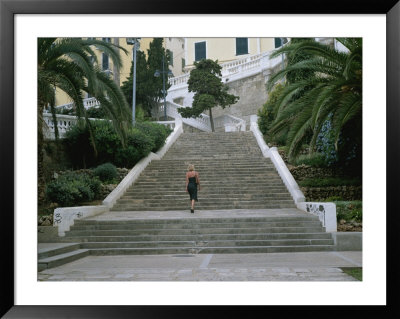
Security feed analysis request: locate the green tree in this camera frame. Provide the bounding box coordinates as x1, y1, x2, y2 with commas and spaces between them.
178, 59, 239, 132
121, 38, 171, 120
38, 37, 131, 201
147, 38, 172, 120
121, 50, 151, 118
266, 38, 362, 162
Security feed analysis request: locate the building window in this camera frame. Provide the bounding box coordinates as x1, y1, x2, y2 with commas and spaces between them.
195, 41, 206, 61
182, 58, 185, 71
236, 38, 248, 56
167, 49, 173, 66
102, 53, 109, 70
275, 38, 288, 48
101, 38, 111, 71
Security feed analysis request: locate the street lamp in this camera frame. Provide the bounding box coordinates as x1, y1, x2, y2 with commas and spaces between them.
154, 54, 173, 121
126, 38, 140, 125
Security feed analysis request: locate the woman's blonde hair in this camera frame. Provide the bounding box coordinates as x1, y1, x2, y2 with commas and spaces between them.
188, 164, 195, 171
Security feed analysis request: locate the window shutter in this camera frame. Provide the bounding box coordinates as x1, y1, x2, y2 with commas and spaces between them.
195, 42, 206, 61
236, 38, 248, 55
102, 53, 109, 70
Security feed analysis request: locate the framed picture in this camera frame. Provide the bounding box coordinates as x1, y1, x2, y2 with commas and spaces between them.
1, 0, 398, 317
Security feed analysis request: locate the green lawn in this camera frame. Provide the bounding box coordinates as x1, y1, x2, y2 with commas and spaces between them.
341, 267, 362, 281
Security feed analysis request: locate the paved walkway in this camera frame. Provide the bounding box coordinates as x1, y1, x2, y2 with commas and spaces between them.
38, 250, 362, 281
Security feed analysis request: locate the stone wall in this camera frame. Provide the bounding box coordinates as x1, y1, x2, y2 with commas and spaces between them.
301, 186, 362, 202
211, 72, 269, 126
290, 165, 336, 181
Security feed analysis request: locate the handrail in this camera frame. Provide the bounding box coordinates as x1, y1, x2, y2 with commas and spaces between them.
42, 113, 103, 139
214, 114, 246, 132
50, 97, 100, 111
161, 101, 212, 132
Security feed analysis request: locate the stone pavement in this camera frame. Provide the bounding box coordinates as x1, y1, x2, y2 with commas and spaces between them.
38, 250, 362, 281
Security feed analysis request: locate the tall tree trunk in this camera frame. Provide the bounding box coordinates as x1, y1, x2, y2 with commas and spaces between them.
209, 108, 215, 132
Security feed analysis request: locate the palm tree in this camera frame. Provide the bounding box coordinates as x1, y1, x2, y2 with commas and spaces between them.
38, 37, 131, 201
266, 38, 362, 161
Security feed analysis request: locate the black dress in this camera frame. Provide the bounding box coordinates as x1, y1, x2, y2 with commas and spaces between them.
187, 176, 198, 201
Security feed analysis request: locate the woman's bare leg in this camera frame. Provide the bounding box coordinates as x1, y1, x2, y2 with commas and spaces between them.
191, 200, 195, 209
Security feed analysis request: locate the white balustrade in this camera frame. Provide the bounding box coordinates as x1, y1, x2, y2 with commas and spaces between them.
214, 114, 246, 132
160, 101, 212, 132
155, 120, 176, 130
53, 97, 100, 112
43, 113, 104, 140
168, 51, 280, 91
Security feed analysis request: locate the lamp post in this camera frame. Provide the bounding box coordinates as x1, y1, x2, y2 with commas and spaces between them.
126, 38, 140, 125
154, 54, 173, 121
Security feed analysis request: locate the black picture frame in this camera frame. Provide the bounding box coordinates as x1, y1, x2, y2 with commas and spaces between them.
1, 0, 398, 317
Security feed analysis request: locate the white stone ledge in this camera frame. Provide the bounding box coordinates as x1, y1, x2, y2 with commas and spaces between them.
53, 205, 109, 237
250, 115, 305, 204
249, 115, 337, 232
297, 202, 337, 232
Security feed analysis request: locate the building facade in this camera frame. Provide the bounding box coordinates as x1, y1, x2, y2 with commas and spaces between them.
184, 38, 279, 71
54, 37, 185, 107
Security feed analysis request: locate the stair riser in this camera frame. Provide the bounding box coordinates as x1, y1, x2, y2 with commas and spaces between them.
76, 216, 320, 225
117, 196, 293, 202
80, 239, 334, 249
60, 233, 333, 243
66, 227, 326, 237
70, 221, 322, 231
38, 250, 90, 270
88, 245, 334, 255
38, 244, 81, 259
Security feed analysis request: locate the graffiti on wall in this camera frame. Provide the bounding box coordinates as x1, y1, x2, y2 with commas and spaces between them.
306, 203, 326, 227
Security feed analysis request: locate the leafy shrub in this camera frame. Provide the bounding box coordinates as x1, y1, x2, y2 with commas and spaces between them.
293, 152, 328, 168
298, 177, 361, 187
46, 171, 101, 207
335, 201, 362, 222
93, 162, 118, 183
134, 121, 172, 152
325, 196, 343, 202
86, 106, 108, 119
316, 116, 339, 166
64, 120, 171, 169
257, 83, 285, 136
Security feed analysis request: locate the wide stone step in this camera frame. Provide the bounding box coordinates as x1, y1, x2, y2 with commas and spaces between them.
118, 195, 293, 201
112, 199, 296, 206
79, 238, 334, 249
61, 232, 332, 243
38, 249, 90, 271
123, 190, 289, 197
77, 214, 319, 223
135, 176, 282, 182
65, 226, 324, 237
111, 204, 297, 211
38, 243, 80, 259
141, 169, 278, 175
129, 184, 285, 189
147, 162, 273, 167
87, 245, 334, 255
76, 215, 320, 224
70, 220, 322, 231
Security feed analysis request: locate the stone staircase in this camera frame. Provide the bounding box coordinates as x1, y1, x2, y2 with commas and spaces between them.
55, 131, 335, 258
111, 131, 296, 211
64, 214, 334, 255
